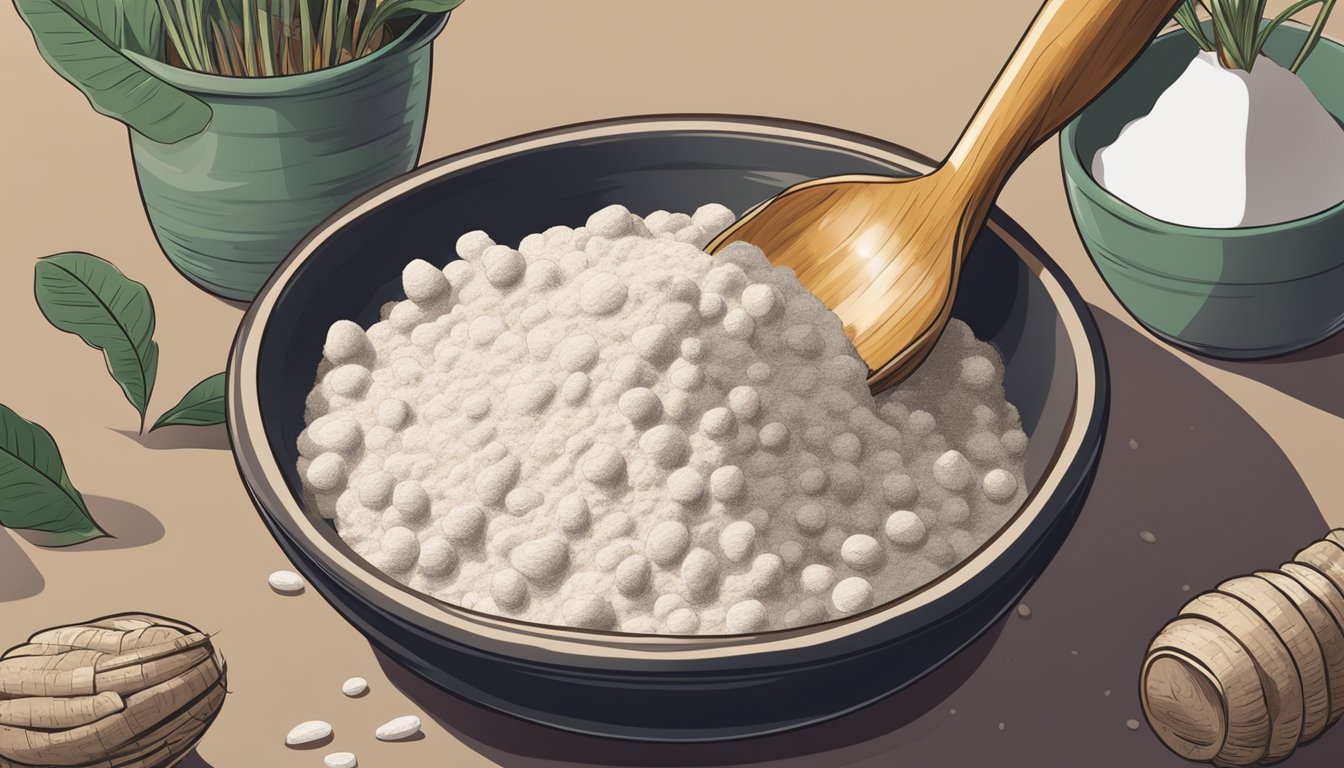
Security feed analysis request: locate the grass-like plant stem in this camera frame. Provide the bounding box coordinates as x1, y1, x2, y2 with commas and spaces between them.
1291, 0, 1339, 70
154, 1, 462, 78
1174, 0, 1339, 72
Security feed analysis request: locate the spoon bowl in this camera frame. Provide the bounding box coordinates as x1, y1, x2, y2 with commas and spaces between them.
709, 170, 961, 390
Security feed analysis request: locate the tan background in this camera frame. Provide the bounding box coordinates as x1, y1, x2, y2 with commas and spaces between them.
2, 1, 1342, 766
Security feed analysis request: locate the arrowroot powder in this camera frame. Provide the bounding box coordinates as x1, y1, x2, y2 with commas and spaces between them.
298, 204, 1029, 634
1093, 51, 1344, 228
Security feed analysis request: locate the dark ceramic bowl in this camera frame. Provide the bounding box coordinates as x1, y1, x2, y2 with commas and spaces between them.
1061, 24, 1344, 359
228, 116, 1108, 741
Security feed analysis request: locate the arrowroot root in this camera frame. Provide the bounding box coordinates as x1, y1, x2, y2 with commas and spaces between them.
1141, 530, 1344, 767
0, 613, 226, 768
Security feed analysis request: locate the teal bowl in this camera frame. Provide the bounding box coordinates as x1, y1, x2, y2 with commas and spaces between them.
1061, 23, 1344, 359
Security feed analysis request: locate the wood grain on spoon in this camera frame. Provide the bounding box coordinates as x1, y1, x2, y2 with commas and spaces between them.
708, 0, 1182, 392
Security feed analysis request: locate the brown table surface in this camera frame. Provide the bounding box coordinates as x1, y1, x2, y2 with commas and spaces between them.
3, 2, 1342, 766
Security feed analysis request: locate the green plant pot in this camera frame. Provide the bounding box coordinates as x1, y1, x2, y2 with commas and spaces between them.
1061, 23, 1344, 359
126, 14, 447, 302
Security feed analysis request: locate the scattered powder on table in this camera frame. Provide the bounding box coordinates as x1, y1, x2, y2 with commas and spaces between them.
285, 720, 332, 747
268, 570, 305, 594
298, 204, 1030, 634
341, 677, 368, 697
375, 716, 421, 741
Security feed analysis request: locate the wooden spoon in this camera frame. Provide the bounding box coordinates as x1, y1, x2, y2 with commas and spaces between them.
708, 0, 1181, 392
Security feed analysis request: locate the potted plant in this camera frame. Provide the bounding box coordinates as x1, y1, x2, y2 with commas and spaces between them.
15, 1, 464, 301
1060, 0, 1344, 359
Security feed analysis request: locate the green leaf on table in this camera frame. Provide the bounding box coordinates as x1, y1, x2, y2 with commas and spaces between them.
13, 0, 210, 144
152, 373, 226, 430
0, 403, 106, 546
34, 252, 159, 432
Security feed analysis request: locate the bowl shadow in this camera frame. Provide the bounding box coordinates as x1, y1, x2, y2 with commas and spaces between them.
371, 310, 1340, 767
1199, 329, 1344, 418
375, 619, 1005, 767
913, 309, 1338, 768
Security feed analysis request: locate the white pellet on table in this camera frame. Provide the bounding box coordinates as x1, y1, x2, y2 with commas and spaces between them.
284, 720, 332, 746
376, 715, 422, 741
341, 676, 368, 697
298, 203, 1030, 634
267, 569, 305, 594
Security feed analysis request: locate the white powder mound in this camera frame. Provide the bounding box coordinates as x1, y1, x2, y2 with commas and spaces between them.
1094, 51, 1344, 228
298, 204, 1030, 634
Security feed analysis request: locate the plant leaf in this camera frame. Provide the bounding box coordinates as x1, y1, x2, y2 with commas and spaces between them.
13, 0, 211, 144
152, 373, 226, 430
66, 0, 163, 56
357, 0, 462, 54
34, 252, 159, 432
1290, 0, 1338, 72
1255, 0, 1319, 54
1202, 0, 1262, 69
0, 403, 106, 546
116, 0, 166, 58
1174, 1, 1215, 51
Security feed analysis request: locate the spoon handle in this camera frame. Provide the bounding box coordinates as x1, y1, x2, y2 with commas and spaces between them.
943, 0, 1180, 222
